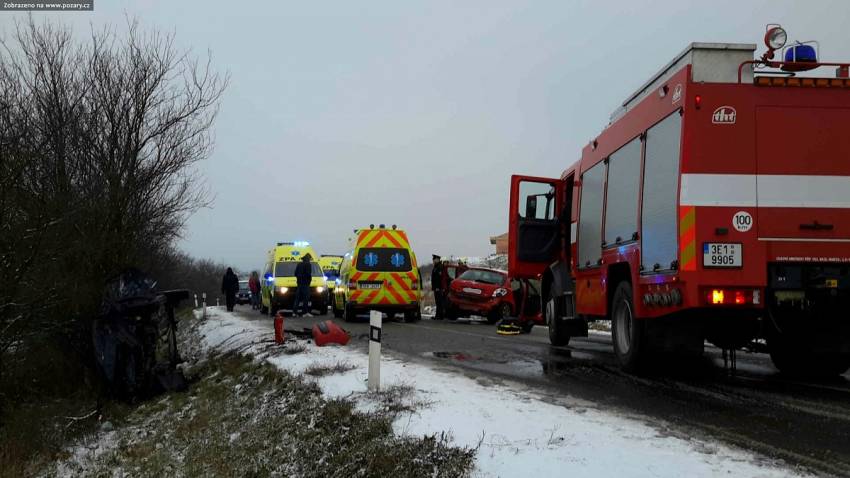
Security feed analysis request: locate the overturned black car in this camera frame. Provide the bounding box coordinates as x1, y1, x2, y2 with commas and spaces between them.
92, 269, 189, 400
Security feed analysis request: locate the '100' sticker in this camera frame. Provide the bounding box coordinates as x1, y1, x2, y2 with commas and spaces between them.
733, 211, 753, 232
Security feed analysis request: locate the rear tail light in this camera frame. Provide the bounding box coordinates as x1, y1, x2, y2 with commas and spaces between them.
703, 288, 760, 306
712, 289, 724, 304
734, 290, 746, 305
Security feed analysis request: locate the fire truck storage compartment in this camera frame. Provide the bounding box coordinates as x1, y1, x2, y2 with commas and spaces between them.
768, 263, 850, 346
641, 112, 683, 273
578, 162, 605, 268
603, 137, 641, 248
756, 106, 850, 240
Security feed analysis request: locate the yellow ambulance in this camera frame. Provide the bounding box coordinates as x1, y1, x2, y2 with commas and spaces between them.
319, 254, 344, 285
332, 225, 422, 322
260, 242, 327, 315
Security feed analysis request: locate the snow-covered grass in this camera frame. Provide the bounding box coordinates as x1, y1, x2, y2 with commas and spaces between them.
48, 308, 474, 478
198, 307, 807, 478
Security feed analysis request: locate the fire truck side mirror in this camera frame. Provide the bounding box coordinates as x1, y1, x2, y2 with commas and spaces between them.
525, 195, 538, 219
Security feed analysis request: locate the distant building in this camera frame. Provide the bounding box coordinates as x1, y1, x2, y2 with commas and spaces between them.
490, 232, 508, 255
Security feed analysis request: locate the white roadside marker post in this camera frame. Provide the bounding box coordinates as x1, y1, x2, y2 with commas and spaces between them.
216, 297, 220, 307
194, 294, 198, 308
368, 310, 382, 391
202, 292, 207, 319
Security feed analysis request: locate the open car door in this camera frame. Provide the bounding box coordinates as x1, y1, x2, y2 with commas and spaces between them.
509, 175, 564, 279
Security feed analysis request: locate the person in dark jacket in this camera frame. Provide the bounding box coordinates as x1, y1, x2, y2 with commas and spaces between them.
430, 255, 445, 320
221, 267, 240, 312
293, 254, 313, 317
248, 271, 261, 310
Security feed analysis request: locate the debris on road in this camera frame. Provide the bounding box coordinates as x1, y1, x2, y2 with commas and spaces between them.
312, 320, 351, 346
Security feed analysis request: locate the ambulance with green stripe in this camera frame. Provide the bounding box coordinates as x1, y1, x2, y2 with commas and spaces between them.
332, 225, 422, 322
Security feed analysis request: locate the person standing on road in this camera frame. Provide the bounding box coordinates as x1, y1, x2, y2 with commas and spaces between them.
431, 255, 445, 320
248, 271, 261, 310
221, 267, 240, 312
294, 254, 313, 317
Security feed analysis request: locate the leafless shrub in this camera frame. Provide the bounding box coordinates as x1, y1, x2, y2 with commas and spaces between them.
0, 17, 227, 407
304, 361, 356, 377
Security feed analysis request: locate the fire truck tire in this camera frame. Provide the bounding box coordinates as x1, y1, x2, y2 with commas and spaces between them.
769, 342, 850, 377
547, 297, 570, 346
314, 299, 327, 316
611, 281, 648, 373
332, 300, 343, 318
269, 301, 278, 317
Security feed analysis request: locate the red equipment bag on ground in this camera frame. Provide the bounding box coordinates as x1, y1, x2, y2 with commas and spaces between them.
312, 320, 350, 346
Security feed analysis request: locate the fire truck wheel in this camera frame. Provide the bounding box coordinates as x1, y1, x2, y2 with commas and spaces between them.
547, 297, 570, 346
269, 301, 278, 317
769, 341, 850, 377
611, 281, 647, 373
332, 300, 343, 318
314, 300, 327, 316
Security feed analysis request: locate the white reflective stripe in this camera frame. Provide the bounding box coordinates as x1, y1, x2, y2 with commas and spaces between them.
680, 174, 850, 208
570, 223, 577, 244
758, 175, 850, 208
758, 237, 850, 243
679, 174, 756, 207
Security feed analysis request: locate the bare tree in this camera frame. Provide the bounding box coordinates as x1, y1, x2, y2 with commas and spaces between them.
0, 17, 228, 391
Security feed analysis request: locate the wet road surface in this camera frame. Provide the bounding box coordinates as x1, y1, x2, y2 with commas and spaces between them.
233, 306, 850, 476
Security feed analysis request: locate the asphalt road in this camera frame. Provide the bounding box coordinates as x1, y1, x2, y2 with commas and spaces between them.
234, 305, 850, 476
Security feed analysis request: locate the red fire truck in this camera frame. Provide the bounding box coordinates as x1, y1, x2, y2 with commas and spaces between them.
508, 26, 850, 375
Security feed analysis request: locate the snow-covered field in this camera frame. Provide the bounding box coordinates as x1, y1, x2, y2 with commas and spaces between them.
199, 307, 805, 478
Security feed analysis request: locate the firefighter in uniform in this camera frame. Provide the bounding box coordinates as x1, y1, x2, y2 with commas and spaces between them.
431, 255, 445, 320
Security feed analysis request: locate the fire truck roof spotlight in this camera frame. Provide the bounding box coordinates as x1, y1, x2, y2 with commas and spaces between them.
765, 26, 787, 50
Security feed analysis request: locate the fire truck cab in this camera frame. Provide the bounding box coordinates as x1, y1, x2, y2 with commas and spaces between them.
509, 26, 850, 375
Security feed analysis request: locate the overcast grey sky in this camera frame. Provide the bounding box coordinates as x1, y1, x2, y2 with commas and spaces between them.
3, 1, 849, 271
